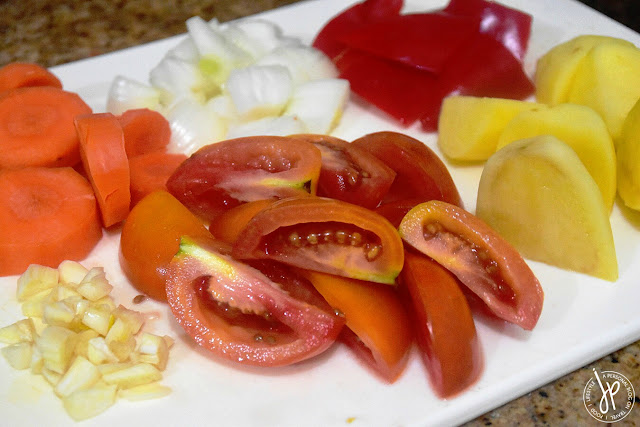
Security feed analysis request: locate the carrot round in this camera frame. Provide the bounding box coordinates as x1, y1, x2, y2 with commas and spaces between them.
0, 62, 63, 92
118, 108, 171, 158
129, 151, 187, 207
75, 113, 131, 228
0, 167, 103, 277
0, 86, 92, 168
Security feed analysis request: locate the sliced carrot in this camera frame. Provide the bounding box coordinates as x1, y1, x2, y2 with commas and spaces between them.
118, 108, 171, 158
129, 151, 187, 207
0, 62, 63, 92
0, 167, 102, 277
0, 86, 92, 168
75, 113, 131, 228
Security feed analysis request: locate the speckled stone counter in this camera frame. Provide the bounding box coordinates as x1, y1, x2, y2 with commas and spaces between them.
2, 0, 640, 425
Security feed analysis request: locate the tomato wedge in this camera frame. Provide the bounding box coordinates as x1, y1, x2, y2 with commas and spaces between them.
292, 134, 396, 209
120, 190, 211, 302
209, 199, 277, 245
398, 200, 543, 330
166, 136, 322, 221
232, 197, 404, 284
352, 131, 463, 209
400, 249, 483, 398
166, 236, 345, 367
303, 270, 413, 383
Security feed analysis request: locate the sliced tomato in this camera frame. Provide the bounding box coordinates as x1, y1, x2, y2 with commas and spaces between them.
119, 190, 211, 302
232, 197, 404, 284
398, 200, 544, 330
166, 136, 322, 221
166, 236, 345, 367
400, 249, 483, 398
303, 269, 413, 382
352, 131, 463, 207
292, 134, 396, 209
209, 199, 277, 245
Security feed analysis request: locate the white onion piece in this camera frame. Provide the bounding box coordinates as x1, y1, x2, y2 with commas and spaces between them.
222, 19, 303, 59
226, 115, 306, 139
149, 56, 212, 105
256, 45, 338, 86
285, 78, 350, 134
206, 94, 237, 122
226, 65, 293, 120
165, 98, 227, 155
166, 37, 200, 63
106, 75, 162, 115
186, 16, 252, 84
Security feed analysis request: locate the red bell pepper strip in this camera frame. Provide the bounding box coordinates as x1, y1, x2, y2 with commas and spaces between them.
335, 13, 480, 73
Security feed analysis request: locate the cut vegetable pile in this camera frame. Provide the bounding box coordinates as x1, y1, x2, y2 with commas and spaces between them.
4, 0, 640, 422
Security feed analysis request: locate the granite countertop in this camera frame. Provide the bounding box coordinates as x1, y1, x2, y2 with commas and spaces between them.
2, 0, 640, 425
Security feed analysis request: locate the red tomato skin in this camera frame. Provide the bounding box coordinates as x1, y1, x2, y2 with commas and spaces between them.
166, 236, 345, 367
232, 197, 405, 285
352, 131, 463, 208
400, 249, 483, 398
166, 136, 322, 221
398, 200, 544, 330
293, 134, 396, 209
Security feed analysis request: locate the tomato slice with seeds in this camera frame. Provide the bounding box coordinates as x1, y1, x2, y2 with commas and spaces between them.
398, 200, 543, 330
351, 131, 463, 208
209, 199, 277, 245
166, 136, 322, 221
292, 134, 396, 209
232, 197, 404, 284
400, 248, 483, 398
303, 270, 413, 383
166, 236, 345, 367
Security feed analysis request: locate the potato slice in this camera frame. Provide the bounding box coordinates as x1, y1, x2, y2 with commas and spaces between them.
535, 35, 634, 105
437, 96, 545, 161
496, 103, 616, 210
567, 42, 640, 141
477, 135, 617, 281
617, 97, 640, 210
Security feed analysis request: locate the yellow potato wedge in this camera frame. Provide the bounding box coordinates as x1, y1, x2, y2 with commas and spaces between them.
617, 97, 640, 210
535, 35, 634, 105
496, 103, 616, 210
477, 135, 617, 281
437, 95, 545, 161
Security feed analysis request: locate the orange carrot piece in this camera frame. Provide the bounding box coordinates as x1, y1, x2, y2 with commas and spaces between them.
0, 86, 92, 168
129, 151, 187, 207
75, 113, 131, 228
0, 62, 63, 92
0, 167, 103, 277
118, 108, 171, 158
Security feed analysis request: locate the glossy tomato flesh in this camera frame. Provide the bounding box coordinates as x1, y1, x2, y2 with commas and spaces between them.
398, 200, 544, 330
166, 236, 345, 367
292, 134, 396, 209
304, 270, 413, 382
166, 136, 322, 221
232, 197, 404, 284
401, 249, 483, 398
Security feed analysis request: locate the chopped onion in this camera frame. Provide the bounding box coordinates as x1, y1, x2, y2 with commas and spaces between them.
285, 78, 350, 134
149, 56, 217, 105
226, 65, 293, 120
206, 94, 237, 122
165, 37, 200, 63
226, 115, 306, 139
256, 45, 338, 86
221, 19, 302, 60
186, 16, 252, 85
106, 76, 162, 115
165, 98, 227, 154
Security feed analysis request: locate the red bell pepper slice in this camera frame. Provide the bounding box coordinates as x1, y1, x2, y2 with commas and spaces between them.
335, 13, 480, 73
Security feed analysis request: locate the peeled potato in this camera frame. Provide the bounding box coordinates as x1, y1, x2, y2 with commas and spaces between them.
617, 97, 640, 210
535, 35, 634, 105
568, 42, 640, 141
437, 96, 545, 161
477, 135, 617, 281
496, 103, 616, 210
